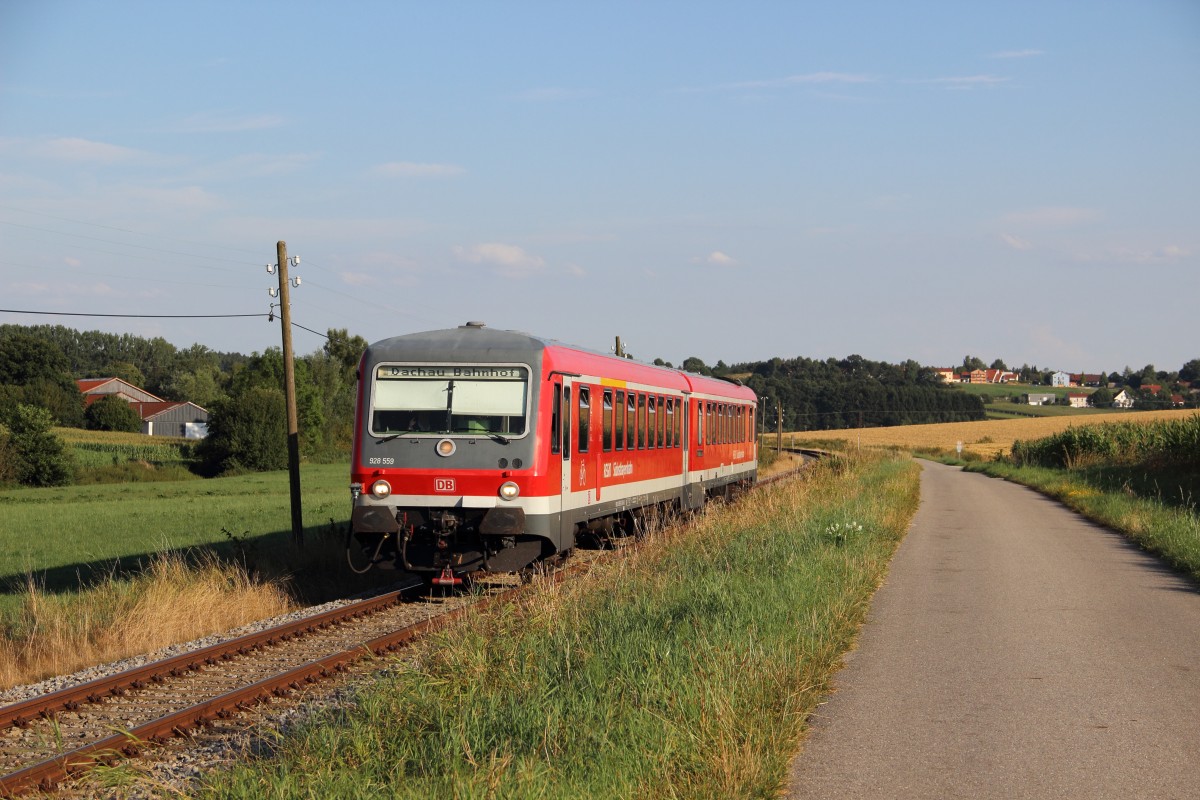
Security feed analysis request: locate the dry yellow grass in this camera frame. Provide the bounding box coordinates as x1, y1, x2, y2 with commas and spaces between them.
781, 408, 1198, 459
0, 552, 293, 689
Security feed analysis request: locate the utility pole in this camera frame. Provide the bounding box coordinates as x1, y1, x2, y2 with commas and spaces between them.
776, 401, 783, 454
269, 241, 304, 547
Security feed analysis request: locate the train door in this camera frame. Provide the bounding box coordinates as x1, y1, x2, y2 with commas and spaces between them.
683, 396, 704, 509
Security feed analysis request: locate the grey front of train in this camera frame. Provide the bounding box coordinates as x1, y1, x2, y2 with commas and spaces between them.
347, 323, 570, 586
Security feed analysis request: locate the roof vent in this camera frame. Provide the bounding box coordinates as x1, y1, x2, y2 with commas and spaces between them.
462, 321, 487, 329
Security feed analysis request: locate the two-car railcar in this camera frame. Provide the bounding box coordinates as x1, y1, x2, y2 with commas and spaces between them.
349, 322, 757, 584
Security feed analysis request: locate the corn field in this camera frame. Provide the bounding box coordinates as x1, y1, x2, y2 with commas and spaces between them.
1010, 413, 1200, 469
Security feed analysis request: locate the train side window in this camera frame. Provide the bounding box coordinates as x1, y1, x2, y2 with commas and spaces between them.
615, 390, 626, 451
578, 387, 590, 454
551, 383, 561, 455
637, 394, 647, 449
723, 404, 729, 444
675, 398, 682, 447
657, 395, 665, 448
647, 396, 657, 450
562, 386, 571, 461
626, 393, 636, 450
602, 390, 613, 452
737, 406, 744, 442
665, 398, 674, 448
706, 402, 714, 445
696, 400, 703, 446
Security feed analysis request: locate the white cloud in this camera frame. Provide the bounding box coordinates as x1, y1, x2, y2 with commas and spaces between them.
707, 251, 737, 266
63, 256, 83, 267
566, 263, 587, 278
373, 161, 465, 178
1001, 234, 1032, 251
453, 242, 545, 278
24, 136, 149, 163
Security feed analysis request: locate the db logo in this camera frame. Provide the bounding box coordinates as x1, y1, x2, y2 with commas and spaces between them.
434, 478, 456, 493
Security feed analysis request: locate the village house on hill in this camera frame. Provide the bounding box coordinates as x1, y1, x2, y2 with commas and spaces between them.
76, 378, 209, 438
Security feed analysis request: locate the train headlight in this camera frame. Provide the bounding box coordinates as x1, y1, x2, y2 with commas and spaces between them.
498, 481, 520, 501
370, 479, 392, 499
436, 438, 457, 457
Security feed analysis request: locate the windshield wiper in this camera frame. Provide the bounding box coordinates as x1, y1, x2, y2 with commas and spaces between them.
450, 428, 510, 445
375, 431, 415, 443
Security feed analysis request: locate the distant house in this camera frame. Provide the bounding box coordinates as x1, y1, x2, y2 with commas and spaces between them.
1171, 394, 1186, 408
1027, 393, 1056, 406
1142, 384, 1163, 395
76, 378, 208, 438
1050, 371, 1070, 387
931, 368, 958, 383
968, 368, 1017, 384
1067, 392, 1090, 408
1112, 389, 1135, 409
1070, 373, 1104, 387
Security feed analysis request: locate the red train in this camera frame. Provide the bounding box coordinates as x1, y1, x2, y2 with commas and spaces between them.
349, 322, 758, 584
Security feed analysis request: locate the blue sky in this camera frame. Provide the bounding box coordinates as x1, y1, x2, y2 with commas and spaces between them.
2, 1, 1197, 375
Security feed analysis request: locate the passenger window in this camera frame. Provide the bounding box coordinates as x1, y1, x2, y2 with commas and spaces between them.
602, 390, 613, 452
674, 399, 682, 447
657, 395, 665, 447
696, 400, 703, 446
665, 398, 674, 448
626, 393, 636, 450
647, 396, 657, 450
615, 390, 625, 451
707, 402, 715, 445
637, 394, 646, 449
578, 387, 590, 454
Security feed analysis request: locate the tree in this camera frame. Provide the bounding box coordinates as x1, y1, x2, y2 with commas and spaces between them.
197, 387, 288, 475
681, 357, 710, 376
6, 404, 74, 486
1088, 387, 1114, 408
990, 358, 1008, 371
962, 355, 986, 372
1179, 359, 1200, 383
85, 395, 142, 432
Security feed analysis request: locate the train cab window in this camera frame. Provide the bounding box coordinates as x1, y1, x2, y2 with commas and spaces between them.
647, 396, 657, 449
562, 386, 572, 461
577, 387, 590, 454
665, 398, 674, 448
615, 390, 626, 451
551, 383, 561, 454
637, 394, 647, 449
602, 390, 613, 452
626, 393, 636, 450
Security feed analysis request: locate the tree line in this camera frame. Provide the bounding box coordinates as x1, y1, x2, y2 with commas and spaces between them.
665, 354, 985, 431
0, 324, 365, 485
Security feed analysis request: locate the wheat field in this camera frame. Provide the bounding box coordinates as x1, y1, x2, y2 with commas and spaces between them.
783, 408, 1199, 459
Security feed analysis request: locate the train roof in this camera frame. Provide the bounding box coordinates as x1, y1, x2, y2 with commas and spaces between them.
365, 323, 756, 402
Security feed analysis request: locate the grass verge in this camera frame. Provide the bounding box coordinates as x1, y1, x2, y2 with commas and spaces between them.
200, 451, 921, 799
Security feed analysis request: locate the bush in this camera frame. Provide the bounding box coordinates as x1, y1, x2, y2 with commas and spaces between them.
6, 404, 75, 486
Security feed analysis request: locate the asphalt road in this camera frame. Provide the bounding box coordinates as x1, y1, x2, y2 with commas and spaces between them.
786, 460, 1200, 799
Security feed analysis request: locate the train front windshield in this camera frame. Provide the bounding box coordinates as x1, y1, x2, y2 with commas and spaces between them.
370, 365, 529, 437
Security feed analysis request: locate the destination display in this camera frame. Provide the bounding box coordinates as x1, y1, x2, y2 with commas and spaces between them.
377, 365, 526, 380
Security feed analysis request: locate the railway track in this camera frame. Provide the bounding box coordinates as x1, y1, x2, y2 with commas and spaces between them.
0, 456, 819, 798
0, 577, 524, 798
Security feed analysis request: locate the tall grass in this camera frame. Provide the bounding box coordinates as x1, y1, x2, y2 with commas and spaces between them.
0, 551, 292, 689
201, 452, 921, 799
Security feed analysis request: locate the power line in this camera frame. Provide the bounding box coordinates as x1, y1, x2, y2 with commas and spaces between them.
0, 308, 264, 319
